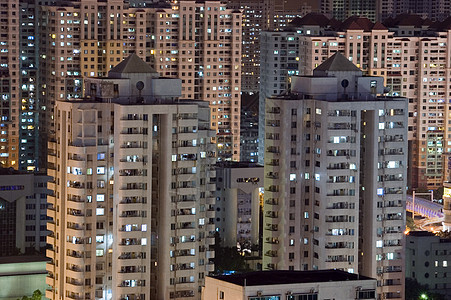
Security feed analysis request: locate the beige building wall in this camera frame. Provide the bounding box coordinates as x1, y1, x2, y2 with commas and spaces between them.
150, 1, 242, 161
262, 68, 406, 299
46, 62, 217, 300
297, 27, 451, 189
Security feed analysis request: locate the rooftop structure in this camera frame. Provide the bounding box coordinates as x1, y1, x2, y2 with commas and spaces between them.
262, 53, 407, 299
203, 269, 377, 300
46, 54, 216, 300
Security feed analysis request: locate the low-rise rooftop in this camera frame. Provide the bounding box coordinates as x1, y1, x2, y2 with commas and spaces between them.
212, 269, 374, 287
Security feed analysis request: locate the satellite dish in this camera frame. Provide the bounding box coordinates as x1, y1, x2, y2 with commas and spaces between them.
136, 81, 144, 91
341, 79, 349, 88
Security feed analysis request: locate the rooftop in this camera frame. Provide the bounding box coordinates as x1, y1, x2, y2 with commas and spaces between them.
314, 52, 361, 73
0, 255, 49, 265
109, 53, 157, 74
212, 269, 374, 287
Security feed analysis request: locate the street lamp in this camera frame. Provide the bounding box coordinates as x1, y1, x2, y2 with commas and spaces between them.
420, 293, 428, 300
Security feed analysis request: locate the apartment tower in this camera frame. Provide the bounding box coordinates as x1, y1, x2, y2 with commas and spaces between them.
0, 0, 20, 168
46, 55, 216, 300
263, 53, 406, 299
38, 0, 242, 166
259, 14, 451, 188
150, 0, 242, 161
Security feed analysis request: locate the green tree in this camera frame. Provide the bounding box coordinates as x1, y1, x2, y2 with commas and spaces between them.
213, 232, 251, 274
17, 289, 42, 300
406, 214, 417, 231
405, 278, 446, 300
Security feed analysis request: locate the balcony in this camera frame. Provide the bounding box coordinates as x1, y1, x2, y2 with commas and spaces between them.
66, 265, 83, 272
326, 202, 350, 209
265, 211, 278, 218
265, 224, 278, 231
118, 252, 146, 260
119, 238, 141, 246
120, 197, 147, 204
265, 237, 279, 244
118, 266, 145, 273
119, 211, 146, 218
172, 263, 195, 271
325, 242, 352, 249
171, 249, 195, 257
325, 215, 349, 222
265, 198, 279, 205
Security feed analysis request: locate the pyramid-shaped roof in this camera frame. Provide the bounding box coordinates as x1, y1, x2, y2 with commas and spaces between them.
110, 53, 157, 74
290, 13, 330, 27
314, 52, 361, 72
372, 21, 387, 30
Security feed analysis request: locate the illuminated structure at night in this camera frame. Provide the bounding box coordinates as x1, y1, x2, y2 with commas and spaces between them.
263, 53, 407, 299
260, 13, 451, 188
46, 55, 216, 300
39, 0, 241, 165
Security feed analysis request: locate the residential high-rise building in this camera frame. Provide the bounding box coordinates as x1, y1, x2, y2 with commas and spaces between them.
227, 0, 264, 93
150, 0, 242, 161
215, 162, 263, 248
240, 93, 259, 162
405, 231, 451, 298
0, 167, 50, 256
38, 0, 242, 166
297, 17, 451, 189
258, 30, 300, 163
0, 0, 20, 168
378, 0, 451, 22
228, 0, 317, 93
262, 53, 407, 299
321, 0, 451, 23
260, 13, 451, 188
19, 0, 40, 172
321, 0, 377, 21
46, 55, 216, 300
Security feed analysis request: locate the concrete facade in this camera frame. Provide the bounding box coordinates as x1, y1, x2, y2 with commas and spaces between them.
259, 14, 451, 188
262, 54, 407, 299
38, 0, 242, 167
0, 168, 50, 256
406, 231, 451, 298
215, 162, 263, 248
46, 56, 216, 300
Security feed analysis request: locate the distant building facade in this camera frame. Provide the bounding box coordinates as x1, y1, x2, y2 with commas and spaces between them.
406, 231, 451, 298
215, 162, 263, 248
259, 13, 451, 188
0, 168, 50, 256
38, 0, 242, 167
